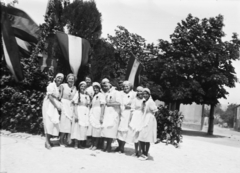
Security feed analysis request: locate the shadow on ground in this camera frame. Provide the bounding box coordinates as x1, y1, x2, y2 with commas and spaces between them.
182, 129, 226, 138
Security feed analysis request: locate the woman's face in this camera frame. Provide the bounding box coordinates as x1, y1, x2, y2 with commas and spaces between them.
143, 91, 150, 100
67, 76, 75, 86
93, 86, 100, 94
137, 89, 143, 99
55, 77, 63, 86
123, 84, 131, 93
79, 84, 86, 93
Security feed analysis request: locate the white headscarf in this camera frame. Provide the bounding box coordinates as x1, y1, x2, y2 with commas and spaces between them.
54, 73, 64, 81
92, 82, 101, 89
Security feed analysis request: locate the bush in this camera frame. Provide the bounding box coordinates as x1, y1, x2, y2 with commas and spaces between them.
155, 106, 184, 147
0, 86, 45, 134
0, 49, 49, 135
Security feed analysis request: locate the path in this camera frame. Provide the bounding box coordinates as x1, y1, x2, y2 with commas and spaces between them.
1, 127, 240, 173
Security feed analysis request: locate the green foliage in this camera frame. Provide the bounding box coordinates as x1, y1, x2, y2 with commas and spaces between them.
0, 87, 44, 134
220, 104, 237, 128
0, 1, 59, 134
91, 39, 117, 81
150, 14, 240, 105
59, 0, 102, 82
62, 0, 102, 46
155, 106, 184, 147
0, 55, 47, 134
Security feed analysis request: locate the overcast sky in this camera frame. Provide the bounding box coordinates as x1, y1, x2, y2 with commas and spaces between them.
10, 0, 240, 106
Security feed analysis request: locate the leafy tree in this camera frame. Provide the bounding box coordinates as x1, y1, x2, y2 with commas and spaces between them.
91, 38, 117, 82
214, 103, 224, 115
150, 14, 240, 134
0, 1, 64, 134
61, 0, 102, 82
220, 103, 237, 128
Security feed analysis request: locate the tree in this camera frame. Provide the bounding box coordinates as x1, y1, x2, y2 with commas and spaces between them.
0, 1, 64, 134
107, 26, 147, 79
220, 104, 237, 128
61, 0, 102, 82
150, 14, 240, 134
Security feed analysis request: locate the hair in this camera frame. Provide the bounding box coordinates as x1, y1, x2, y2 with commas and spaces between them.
93, 85, 100, 98
66, 73, 76, 81
78, 81, 86, 103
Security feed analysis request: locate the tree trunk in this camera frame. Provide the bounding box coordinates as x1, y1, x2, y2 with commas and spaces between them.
200, 104, 205, 130
208, 104, 215, 135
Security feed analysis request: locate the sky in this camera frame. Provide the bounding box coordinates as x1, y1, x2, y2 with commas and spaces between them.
6, 0, 240, 106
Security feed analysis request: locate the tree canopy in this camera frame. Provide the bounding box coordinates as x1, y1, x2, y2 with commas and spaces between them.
146, 14, 240, 106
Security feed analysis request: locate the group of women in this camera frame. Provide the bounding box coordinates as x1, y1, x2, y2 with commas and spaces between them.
42, 73, 158, 161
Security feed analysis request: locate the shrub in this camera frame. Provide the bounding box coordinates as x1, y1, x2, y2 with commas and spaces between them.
0, 86, 45, 134
155, 106, 184, 147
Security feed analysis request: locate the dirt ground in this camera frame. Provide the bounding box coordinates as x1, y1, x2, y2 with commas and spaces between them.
1, 126, 240, 173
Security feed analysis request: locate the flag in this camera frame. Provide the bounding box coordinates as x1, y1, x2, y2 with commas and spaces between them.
125, 53, 142, 87
56, 31, 91, 77
1, 10, 23, 81
15, 37, 32, 57
1, 5, 40, 43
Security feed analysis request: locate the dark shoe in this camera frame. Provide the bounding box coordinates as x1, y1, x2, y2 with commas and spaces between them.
79, 145, 84, 149
114, 147, 120, 152
119, 149, 124, 154
45, 143, 51, 150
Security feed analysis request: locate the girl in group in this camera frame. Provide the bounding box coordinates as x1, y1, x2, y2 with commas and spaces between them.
42, 73, 64, 149
138, 88, 158, 161
71, 81, 91, 149
87, 82, 105, 150
59, 73, 77, 146
101, 79, 122, 152
126, 86, 144, 157
116, 81, 135, 153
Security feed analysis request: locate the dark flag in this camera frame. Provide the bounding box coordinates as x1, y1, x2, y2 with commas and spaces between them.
125, 53, 142, 87
1, 5, 40, 43
1, 10, 23, 81
56, 31, 91, 77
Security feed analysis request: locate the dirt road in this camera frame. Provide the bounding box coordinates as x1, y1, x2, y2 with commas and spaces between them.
1, 127, 240, 173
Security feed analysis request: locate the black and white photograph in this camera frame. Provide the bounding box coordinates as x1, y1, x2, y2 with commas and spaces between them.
0, 0, 240, 173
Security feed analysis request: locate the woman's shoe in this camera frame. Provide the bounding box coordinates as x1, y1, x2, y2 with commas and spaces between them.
45, 143, 52, 150
114, 147, 120, 152
79, 145, 84, 149
138, 154, 148, 161
131, 153, 138, 157
91, 146, 97, 151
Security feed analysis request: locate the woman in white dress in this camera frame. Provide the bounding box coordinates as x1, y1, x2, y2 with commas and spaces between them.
71, 81, 90, 149
87, 82, 105, 150
42, 73, 64, 149
126, 86, 144, 156
138, 88, 158, 161
116, 81, 135, 153
101, 79, 122, 152
59, 74, 77, 146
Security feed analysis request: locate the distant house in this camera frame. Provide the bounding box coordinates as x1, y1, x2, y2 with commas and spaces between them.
233, 105, 240, 131
179, 103, 204, 130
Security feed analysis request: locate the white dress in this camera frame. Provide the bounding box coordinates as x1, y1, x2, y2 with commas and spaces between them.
138, 97, 158, 143
87, 92, 105, 137
42, 82, 61, 136
126, 97, 144, 143
85, 86, 94, 99
101, 88, 122, 139
117, 90, 135, 141
59, 83, 76, 133
71, 93, 90, 140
